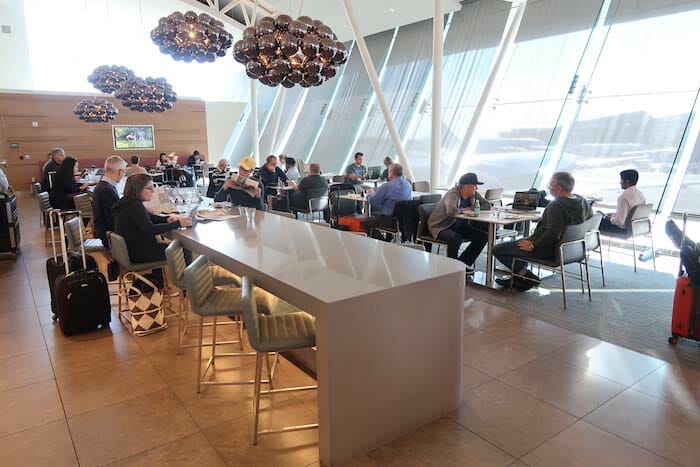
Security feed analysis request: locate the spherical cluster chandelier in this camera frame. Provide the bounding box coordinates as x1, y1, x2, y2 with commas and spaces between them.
73, 98, 119, 123
87, 65, 135, 94
150, 10, 233, 63
233, 14, 348, 88
115, 77, 177, 112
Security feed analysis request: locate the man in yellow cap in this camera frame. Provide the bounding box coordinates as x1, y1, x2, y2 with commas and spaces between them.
213, 156, 263, 210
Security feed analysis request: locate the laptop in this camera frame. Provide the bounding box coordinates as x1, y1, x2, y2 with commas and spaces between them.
367, 166, 382, 179
510, 191, 540, 211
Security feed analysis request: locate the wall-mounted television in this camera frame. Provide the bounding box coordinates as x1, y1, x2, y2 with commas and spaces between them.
112, 125, 155, 150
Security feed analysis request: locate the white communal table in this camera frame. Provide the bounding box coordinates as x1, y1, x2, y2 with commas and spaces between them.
172, 211, 465, 465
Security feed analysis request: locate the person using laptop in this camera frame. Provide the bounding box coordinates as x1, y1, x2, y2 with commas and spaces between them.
599, 169, 645, 234
493, 172, 592, 291
345, 152, 368, 185
362, 163, 412, 241
380, 157, 393, 181
427, 173, 491, 275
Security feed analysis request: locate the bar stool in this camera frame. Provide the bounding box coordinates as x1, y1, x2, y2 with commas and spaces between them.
107, 231, 171, 328
239, 276, 318, 444
165, 239, 242, 355
185, 256, 276, 393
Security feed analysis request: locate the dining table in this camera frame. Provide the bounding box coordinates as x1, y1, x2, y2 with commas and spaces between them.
170, 209, 465, 465
454, 208, 542, 287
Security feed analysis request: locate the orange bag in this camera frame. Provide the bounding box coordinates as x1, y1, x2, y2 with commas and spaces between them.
338, 216, 366, 233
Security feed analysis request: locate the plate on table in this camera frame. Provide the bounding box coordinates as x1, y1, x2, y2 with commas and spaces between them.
196, 208, 239, 221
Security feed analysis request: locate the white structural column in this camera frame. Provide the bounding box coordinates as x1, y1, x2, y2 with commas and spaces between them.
450, 0, 527, 183
431, 0, 443, 190
340, 0, 415, 182
249, 80, 261, 165
267, 89, 286, 155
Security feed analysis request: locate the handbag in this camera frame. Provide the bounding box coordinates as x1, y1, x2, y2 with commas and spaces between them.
107, 260, 119, 282
124, 271, 168, 336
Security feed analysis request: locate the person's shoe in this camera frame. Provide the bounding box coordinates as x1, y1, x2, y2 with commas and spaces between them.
465, 265, 475, 276
513, 270, 541, 291
495, 277, 513, 288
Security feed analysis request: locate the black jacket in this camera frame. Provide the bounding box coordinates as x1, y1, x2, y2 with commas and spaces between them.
112, 197, 181, 263
259, 166, 287, 187
49, 172, 81, 209
293, 175, 328, 209
529, 195, 592, 252
92, 180, 120, 244
213, 186, 264, 210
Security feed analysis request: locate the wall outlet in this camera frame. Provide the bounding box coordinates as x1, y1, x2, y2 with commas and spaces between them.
32, 121, 39, 127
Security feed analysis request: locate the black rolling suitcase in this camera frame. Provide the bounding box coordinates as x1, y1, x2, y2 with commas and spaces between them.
53, 210, 111, 335
0, 192, 20, 259
45, 210, 98, 319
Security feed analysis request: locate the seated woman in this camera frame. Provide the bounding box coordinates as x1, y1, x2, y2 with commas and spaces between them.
206, 158, 229, 198
155, 152, 175, 169
112, 173, 192, 288
49, 156, 88, 209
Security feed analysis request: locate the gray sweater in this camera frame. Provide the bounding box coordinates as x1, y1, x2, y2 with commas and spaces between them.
427, 188, 491, 239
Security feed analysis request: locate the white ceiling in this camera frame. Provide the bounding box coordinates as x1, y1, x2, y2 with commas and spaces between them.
265, 0, 462, 41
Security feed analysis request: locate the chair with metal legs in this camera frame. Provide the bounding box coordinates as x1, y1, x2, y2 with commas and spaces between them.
601, 203, 656, 272
239, 276, 318, 444
165, 239, 241, 355
585, 213, 605, 286
510, 223, 591, 309
184, 256, 277, 393
107, 231, 171, 329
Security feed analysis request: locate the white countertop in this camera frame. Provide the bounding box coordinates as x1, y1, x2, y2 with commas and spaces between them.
173, 211, 465, 305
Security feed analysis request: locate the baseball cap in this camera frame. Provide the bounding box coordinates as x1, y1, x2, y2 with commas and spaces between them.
458, 173, 484, 186
239, 156, 256, 171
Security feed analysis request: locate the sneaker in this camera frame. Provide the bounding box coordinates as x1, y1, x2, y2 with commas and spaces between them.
495, 277, 513, 288
465, 265, 475, 276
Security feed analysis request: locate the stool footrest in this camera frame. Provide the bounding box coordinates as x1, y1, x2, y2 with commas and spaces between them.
262, 385, 316, 395
258, 424, 319, 436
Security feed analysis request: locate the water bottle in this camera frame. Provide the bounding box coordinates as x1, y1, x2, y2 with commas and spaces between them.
473, 199, 481, 216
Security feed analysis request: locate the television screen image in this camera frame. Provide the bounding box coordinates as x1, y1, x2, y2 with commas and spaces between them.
112, 125, 155, 150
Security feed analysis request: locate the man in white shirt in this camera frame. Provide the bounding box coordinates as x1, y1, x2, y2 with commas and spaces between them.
599, 169, 646, 234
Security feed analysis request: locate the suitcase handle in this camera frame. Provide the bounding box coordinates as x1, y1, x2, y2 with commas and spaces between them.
679, 213, 688, 277
56, 210, 88, 273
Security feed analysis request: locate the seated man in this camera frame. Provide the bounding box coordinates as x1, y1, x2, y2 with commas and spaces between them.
599, 169, 645, 234
187, 150, 204, 167
42, 147, 65, 190
285, 157, 301, 185
494, 171, 592, 291
427, 173, 491, 274
363, 163, 412, 240
292, 162, 327, 210
214, 156, 264, 210
345, 152, 367, 186
125, 155, 147, 177
92, 156, 127, 247
259, 155, 288, 188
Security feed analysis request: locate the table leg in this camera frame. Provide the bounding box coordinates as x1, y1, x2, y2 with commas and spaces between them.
486, 223, 495, 288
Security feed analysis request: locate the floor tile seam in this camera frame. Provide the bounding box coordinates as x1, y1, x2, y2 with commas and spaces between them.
53, 353, 166, 386
62, 384, 171, 419
0, 372, 56, 395
578, 417, 685, 467
47, 352, 146, 378
493, 374, 591, 421
512, 416, 579, 462
64, 387, 186, 423
441, 416, 516, 464
624, 386, 700, 417
101, 429, 218, 467
537, 340, 668, 388
481, 325, 588, 357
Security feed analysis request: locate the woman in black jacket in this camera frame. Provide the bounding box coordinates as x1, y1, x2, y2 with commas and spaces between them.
112, 174, 191, 286
49, 156, 87, 209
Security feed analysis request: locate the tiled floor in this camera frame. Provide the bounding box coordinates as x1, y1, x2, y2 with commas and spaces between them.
1, 192, 699, 466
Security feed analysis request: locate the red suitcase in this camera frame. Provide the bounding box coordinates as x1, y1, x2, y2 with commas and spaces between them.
669, 214, 700, 345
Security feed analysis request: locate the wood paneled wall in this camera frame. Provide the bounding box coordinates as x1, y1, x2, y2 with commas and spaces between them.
0, 92, 208, 188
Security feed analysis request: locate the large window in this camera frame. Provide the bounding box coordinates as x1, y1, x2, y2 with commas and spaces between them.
455, 0, 604, 192
352, 19, 434, 171
556, 0, 700, 205
228, 85, 279, 162
404, 0, 511, 184
309, 31, 394, 173
259, 85, 306, 156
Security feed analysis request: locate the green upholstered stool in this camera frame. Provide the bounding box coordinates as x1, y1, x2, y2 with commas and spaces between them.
240, 276, 318, 444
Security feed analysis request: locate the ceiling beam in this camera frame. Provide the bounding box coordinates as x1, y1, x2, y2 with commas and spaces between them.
177, 0, 279, 31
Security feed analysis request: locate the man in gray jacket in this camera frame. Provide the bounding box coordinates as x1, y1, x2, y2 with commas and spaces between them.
494, 171, 592, 291
427, 173, 491, 274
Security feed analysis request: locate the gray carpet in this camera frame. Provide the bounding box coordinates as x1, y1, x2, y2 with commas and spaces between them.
467, 254, 700, 371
